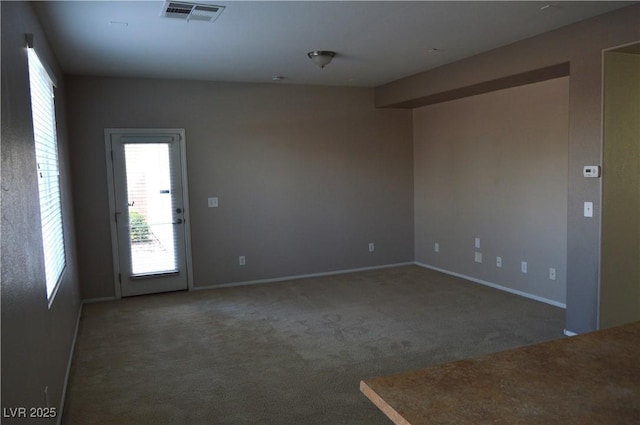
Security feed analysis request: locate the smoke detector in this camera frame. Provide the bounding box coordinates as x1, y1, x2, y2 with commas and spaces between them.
161, 1, 225, 22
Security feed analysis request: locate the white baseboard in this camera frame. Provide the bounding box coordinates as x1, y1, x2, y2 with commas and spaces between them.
193, 262, 416, 291
82, 296, 119, 303
57, 303, 83, 425
563, 329, 578, 336
414, 262, 567, 309
82, 263, 566, 311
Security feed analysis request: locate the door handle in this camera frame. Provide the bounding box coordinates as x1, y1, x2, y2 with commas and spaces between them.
173, 218, 183, 225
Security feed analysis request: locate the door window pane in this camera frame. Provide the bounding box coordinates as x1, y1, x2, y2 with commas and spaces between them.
124, 143, 177, 275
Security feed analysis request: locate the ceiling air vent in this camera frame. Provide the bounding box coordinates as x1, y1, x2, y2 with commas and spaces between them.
161, 1, 225, 22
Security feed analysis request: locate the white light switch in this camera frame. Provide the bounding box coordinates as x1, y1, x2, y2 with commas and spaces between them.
584, 201, 593, 217
475, 238, 481, 249
208, 197, 218, 208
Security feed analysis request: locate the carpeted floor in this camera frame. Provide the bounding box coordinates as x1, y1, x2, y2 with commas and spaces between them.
62, 265, 565, 425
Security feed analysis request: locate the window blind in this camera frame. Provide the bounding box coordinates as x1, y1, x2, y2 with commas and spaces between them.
28, 48, 66, 300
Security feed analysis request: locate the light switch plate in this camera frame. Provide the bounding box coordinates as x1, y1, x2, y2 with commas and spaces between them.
584, 201, 593, 217
208, 197, 218, 208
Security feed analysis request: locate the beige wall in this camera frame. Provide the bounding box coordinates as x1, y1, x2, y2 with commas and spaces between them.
377, 4, 640, 333
65, 78, 414, 299
2, 2, 637, 419
1, 1, 82, 420
414, 78, 568, 304
600, 49, 640, 329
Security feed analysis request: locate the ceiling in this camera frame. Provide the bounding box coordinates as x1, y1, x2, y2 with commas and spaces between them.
33, 1, 635, 88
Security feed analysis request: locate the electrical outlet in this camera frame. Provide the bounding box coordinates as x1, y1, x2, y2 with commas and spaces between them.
496, 256, 502, 268
474, 252, 482, 263
239, 256, 245, 266
549, 267, 557, 281
434, 242, 439, 253
208, 197, 218, 208
368, 242, 375, 252
521, 261, 528, 273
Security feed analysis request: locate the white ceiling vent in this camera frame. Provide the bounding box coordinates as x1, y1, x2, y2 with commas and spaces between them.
161, 2, 225, 22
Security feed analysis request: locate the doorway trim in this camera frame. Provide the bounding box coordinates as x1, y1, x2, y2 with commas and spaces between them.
104, 128, 194, 299
598, 40, 640, 328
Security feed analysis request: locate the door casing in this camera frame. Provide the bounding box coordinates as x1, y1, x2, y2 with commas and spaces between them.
105, 128, 194, 298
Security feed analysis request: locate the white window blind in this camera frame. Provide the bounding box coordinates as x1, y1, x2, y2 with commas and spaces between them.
28, 47, 66, 300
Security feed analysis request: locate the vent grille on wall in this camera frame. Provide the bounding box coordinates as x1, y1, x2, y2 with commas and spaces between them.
161, 1, 225, 22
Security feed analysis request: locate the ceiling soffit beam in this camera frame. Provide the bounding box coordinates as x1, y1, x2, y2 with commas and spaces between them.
380, 62, 570, 109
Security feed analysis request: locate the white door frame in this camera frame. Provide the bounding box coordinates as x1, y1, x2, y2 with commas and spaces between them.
104, 128, 194, 298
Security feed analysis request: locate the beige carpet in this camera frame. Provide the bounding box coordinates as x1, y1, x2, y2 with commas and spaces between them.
62, 265, 565, 425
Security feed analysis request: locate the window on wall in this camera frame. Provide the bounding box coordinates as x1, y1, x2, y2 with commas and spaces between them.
27, 45, 66, 302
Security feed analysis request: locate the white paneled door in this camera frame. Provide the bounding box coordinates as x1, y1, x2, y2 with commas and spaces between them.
106, 129, 191, 297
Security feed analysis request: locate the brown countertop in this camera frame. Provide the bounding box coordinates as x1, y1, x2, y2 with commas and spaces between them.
360, 322, 640, 425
